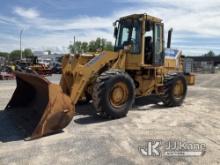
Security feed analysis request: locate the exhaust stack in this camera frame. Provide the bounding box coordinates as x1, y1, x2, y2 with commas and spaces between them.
167, 28, 173, 48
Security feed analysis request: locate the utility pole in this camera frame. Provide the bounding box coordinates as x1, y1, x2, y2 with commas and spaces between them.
20, 29, 24, 60
73, 36, 76, 54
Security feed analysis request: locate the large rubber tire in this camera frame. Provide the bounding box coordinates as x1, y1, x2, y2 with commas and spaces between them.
160, 74, 187, 107
92, 69, 135, 118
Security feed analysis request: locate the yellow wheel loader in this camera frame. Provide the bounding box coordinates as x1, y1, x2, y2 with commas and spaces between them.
5, 13, 195, 140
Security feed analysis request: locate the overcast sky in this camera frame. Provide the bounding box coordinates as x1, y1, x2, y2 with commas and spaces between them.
0, 0, 220, 55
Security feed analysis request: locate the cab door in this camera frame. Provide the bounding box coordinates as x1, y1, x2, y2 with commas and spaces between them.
125, 20, 142, 70
153, 23, 164, 66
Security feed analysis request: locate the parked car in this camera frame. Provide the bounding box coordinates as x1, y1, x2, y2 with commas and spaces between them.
0, 66, 15, 80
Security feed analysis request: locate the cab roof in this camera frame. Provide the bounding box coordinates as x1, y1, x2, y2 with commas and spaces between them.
119, 13, 162, 23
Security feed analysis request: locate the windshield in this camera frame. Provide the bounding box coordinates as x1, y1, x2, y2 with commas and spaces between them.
115, 19, 141, 54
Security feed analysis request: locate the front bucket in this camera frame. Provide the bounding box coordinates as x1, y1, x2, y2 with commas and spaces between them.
5, 71, 75, 140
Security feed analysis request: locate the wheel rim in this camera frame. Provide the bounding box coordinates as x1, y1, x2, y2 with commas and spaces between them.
109, 82, 129, 108
173, 80, 184, 99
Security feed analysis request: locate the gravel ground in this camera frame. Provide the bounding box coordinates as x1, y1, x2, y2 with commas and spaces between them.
0, 74, 219, 165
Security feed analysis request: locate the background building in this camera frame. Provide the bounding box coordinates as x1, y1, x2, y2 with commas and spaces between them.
190, 56, 220, 73
0, 56, 6, 67
33, 51, 63, 66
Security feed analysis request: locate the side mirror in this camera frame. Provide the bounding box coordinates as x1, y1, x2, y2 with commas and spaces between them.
114, 27, 118, 38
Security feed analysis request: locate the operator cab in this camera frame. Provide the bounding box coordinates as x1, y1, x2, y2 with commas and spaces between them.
114, 14, 164, 67
114, 19, 141, 55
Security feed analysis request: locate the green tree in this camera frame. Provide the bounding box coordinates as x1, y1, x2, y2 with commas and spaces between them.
10, 50, 21, 61
81, 42, 88, 52
97, 38, 114, 51
101, 38, 107, 50
69, 41, 82, 53
95, 38, 102, 50
204, 51, 215, 57
69, 37, 114, 53
0, 52, 9, 58
74, 41, 82, 53
88, 40, 96, 52
23, 49, 33, 58
68, 44, 75, 53
104, 41, 114, 51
